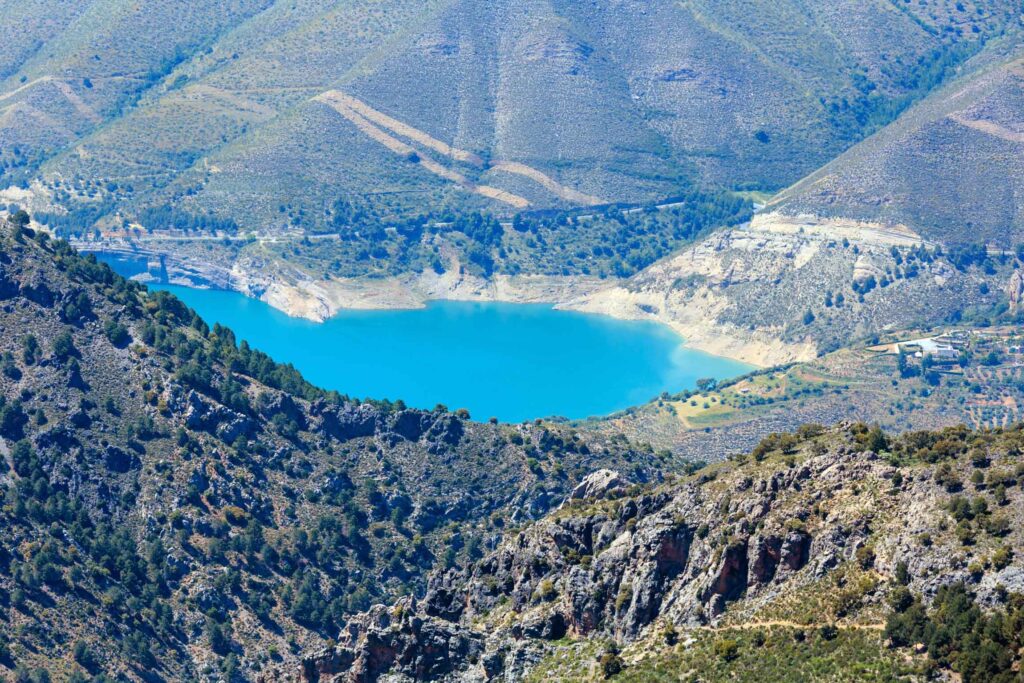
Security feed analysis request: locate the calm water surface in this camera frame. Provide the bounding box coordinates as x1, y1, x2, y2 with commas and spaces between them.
98, 255, 750, 421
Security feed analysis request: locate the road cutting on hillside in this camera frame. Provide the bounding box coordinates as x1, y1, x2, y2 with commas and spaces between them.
315, 90, 604, 208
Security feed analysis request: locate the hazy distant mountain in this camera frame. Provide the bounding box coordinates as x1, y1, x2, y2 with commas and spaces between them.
2, 0, 1020, 234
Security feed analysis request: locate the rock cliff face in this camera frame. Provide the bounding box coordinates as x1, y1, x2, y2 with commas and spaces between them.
286, 422, 1024, 681
1006, 269, 1024, 311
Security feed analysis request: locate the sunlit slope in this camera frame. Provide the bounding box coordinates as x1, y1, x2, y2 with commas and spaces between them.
0, 0, 273, 178
770, 40, 1024, 247
2, 0, 1020, 231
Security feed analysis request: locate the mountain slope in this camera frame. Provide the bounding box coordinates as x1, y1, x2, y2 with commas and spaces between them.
769, 38, 1024, 247
0, 0, 274, 180
286, 422, 1024, 682
0, 217, 669, 681
567, 209, 1017, 367
4, 0, 1020, 235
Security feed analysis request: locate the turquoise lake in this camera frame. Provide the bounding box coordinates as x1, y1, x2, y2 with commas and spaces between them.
97, 255, 751, 422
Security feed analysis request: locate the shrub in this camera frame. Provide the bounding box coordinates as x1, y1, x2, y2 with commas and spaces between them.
895, 560, 910, 585
104, 320, 131, 347
935, 462, 962, 492
0, 399, 28, 440
991, 546, 1013, 570
886, 583, 1024, 683
855, 544, 876, 569
21, 335, 39, 365
535, 579, 556, 602
865, 425, 888, 452
51, 330, 77, 362
207, 620, 231, 656
223, 506, 249, 526
713, 638, 739, 662
889, 586, 914, 613
984, 514, 1011, 537
73, 640, 95, 670
599, 651, 623, 678
615, 586, 633, 612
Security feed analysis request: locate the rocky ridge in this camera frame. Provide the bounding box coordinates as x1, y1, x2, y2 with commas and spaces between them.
284, 422, 1024, 682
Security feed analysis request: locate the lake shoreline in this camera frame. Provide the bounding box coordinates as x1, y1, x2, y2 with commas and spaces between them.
231, 272, 803, 370
141, 283, 753, 422
90, 246, 807, 368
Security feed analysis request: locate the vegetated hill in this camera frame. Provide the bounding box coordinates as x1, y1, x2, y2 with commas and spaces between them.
0, 0, 274, 178
285, 422, 1024, 683
769, 38, 1024, 248
4, 0, 1021, 235
0, 216, 673, 681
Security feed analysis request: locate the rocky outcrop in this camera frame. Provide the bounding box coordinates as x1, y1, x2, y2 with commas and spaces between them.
0, 262, 18, 300
103, 445, 138, 473
748, 531, 811, 586
260, 392, 307, 429
169, 387, 255, 442
311, 402, 467, 451
18, 271, 56, 307
313, 401, 380, 441
286, 599, 485, 683
1006, 269, 1024, 311
285, 423, 1024, 682
566, 469, 627, 502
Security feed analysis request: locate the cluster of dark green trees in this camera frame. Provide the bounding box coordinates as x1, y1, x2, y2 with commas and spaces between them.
824, 40, 982, 144
136, 206, 239, 235
275, 189, 751, 280
2, 437, 174, 675
503, 190, 752, 277
886, 584, 1024, 683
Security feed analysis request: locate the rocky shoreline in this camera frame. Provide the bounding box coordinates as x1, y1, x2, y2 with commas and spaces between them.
84, 205, 957, 370
77, 240, 795, 369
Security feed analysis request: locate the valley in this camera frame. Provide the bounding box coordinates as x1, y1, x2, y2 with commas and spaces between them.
2, 1, 1024, 682
72, 198, 1016, 372
0, 222, 680, 679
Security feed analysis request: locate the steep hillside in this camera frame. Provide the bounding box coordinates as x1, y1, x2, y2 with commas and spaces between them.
285, 422, 1024, 682
769, 38, 1024, 247
0, 217, 670, 681
0, 0, 274, 181
567, 210, 1021, 366
3, 0, 1019, 235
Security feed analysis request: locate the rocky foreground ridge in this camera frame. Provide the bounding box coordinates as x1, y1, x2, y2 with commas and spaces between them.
285, 422, 1024, 682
